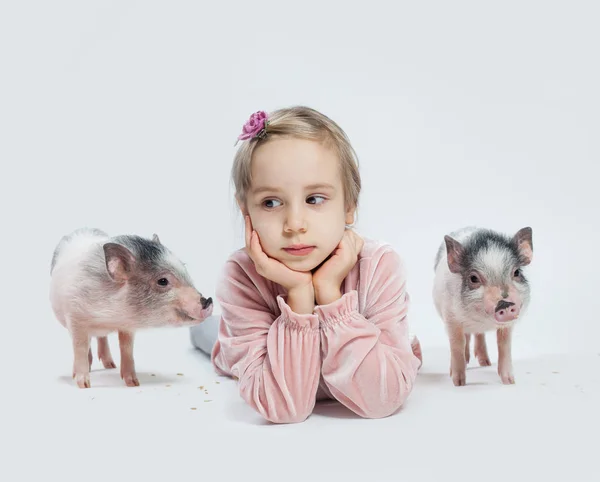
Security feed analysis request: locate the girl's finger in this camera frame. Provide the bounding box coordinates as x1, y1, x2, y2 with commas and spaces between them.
248, 229, 259, 260
244, 216, 251, 249
246, 227, 259, 263
249, 230, 270, 269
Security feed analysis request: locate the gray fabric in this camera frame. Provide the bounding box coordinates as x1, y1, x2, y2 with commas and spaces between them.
189, 314, 220, 356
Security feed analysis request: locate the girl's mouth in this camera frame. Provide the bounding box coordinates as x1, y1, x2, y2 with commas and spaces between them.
283, 245, 316, 256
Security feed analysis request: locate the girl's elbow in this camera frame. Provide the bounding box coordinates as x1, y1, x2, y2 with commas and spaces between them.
356, 379, 415, 419
242, 388, 313, 424
264, 408, 313, 424
358, 398, 406, 419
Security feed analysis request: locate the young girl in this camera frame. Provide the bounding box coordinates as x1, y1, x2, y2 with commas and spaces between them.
190, 106, 422, 424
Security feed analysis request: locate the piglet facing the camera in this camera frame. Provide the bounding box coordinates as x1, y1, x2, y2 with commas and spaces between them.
432, 226, 533, 386
49, 228, 213, 388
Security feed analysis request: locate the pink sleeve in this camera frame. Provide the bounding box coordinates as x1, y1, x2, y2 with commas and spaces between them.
314, 248, 421, 419
212, 255, 322, 424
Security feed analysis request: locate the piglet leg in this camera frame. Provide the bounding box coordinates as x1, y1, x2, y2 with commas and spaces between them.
464, 333, 471, 364
448, 322, 466, 386
497, 327, 515, 384
71, 325, 91, 388
97, 336, 117, 369
119, 331, 139, 387
474, 333, 492, 366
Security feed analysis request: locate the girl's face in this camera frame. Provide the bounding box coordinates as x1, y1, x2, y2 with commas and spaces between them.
242, 137, 355, 272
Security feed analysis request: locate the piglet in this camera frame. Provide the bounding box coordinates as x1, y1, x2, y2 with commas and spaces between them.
432, 226, 533, 386
49, 227, 213, 388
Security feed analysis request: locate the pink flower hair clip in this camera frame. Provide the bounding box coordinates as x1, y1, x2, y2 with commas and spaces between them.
235, 110, 269, 146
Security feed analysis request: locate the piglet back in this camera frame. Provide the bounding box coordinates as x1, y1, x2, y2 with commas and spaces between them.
51, 227, 109, 275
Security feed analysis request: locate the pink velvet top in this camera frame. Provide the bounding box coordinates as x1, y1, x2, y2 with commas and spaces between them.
210, 238, 421, 424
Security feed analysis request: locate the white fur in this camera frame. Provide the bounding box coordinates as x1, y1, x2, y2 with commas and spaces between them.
164, 250, 190, 283
475, 246, 512, 278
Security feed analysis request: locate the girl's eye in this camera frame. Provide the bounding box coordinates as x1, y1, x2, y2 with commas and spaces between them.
263, 199, 282, 209
307, 195, 326, 205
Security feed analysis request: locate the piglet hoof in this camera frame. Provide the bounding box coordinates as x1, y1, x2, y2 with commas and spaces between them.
477, 355, 492, 367
452, 372, 466, 386
74, 372, 91, 389
101, 357, 117, 369
450, 366, 466, 386
121, 370, 139, 387
499, 372, 515, 385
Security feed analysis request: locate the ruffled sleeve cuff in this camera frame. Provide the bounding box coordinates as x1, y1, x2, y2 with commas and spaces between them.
276, 295, 320, 330
314, 290, 360, 328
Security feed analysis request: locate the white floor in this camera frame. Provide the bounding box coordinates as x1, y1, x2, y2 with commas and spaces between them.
8, 325, 598, 482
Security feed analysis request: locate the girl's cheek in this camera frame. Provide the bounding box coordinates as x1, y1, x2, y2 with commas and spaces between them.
249, 217, 271, 239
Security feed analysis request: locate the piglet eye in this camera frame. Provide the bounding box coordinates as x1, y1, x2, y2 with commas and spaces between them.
157, 278, 169, 286
513, 269, 521, 277
470, 275, 479, 283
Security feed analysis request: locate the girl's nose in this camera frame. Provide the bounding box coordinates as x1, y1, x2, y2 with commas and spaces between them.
284, 208, 307, 233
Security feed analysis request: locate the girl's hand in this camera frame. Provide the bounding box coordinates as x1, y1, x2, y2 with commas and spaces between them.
245, 216, 314, 313
313, 229, 364, 306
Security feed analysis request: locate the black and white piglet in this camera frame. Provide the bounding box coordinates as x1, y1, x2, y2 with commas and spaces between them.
433, 226, 533, 386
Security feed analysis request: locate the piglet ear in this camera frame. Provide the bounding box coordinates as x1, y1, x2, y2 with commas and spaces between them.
444, 235, 464, 274
512, 227, 533, 265
152, 233, 161, 244
103, 243, 136, 282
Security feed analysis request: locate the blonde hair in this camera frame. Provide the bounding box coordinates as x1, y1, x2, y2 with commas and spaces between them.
232, 106, 361, 211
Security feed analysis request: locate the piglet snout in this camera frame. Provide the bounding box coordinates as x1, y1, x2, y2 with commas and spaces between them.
178, 287, 213, 321
494, 300, 519, 322
200, 296, 212, 309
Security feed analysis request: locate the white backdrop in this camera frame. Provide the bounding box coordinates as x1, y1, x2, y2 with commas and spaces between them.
2, 0, 599, 355
2, 2, 600, 481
